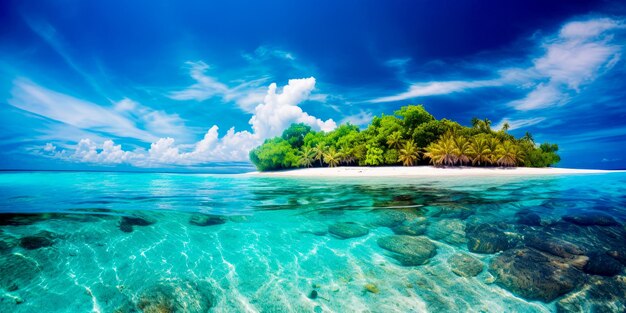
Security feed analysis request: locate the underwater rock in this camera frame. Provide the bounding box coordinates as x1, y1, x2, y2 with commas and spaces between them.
374, 210, 409, 227
189, 214, 227, 226
562, 212, 619, 227
466, 224, 518, 254
489, 248, 585, 302
556, 276, 626, 313
328, 222, 369, 239
377, 235, 437, 266
0, 253, 41, 290
364, 283, 379, 294
426, 219, 466, 245
583, 252, 623, 276
18, 231, 56, 250
391, 222, 427, 236
433, 204, 475, 219
0, 213, 54, 226
138, 279, 214, 313
524, 234, 586, 259
447, 253, 483, 277
118, 214, 156, 233
308, 290, 318, 299
608, 249, 626, 266
515, 211, 541, 226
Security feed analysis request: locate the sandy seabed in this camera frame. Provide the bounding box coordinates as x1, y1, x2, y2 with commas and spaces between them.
249, 166, 618, 177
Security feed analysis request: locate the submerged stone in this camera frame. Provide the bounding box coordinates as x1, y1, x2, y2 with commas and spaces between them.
556, 276, 626, 313
392, 219, 427, 236
189, 214, 227, 226
119, 214, 156, 233
426, 219, 466, 245
374, 210, 409, 227
466, 224, 518, 254
19, 231, 56, 250
608, 249, 626, 266
447, 253, 483, 277
524, 234, 586, 259
377, 235, 437, 266
489, 248, 585, 302
138, 279, 214, 313
0, 253, 41, 290
562, 212, 619, 226
433, 204, 475, 219
328, 222, 369, 239
364, 283, 379, 294
583, 252, 623, 276
515, 211, 541, 226
308, 290, 318, 299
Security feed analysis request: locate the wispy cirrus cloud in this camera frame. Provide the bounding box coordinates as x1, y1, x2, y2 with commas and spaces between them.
370, 17, 625, 112
493, 117, 546, 131
8, 79, 189, 143
168, 61, 268, 113
370, 80, 504, 103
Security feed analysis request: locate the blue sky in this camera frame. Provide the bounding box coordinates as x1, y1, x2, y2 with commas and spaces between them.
1, 0, 626, 171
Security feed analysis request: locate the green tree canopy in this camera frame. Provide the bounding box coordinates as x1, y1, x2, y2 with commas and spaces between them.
249, 105, 560, 171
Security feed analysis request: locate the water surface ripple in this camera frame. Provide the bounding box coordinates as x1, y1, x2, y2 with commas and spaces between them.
1, 172, 625, 312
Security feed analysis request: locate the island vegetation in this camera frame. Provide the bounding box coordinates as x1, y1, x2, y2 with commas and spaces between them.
249, 105, 560, 171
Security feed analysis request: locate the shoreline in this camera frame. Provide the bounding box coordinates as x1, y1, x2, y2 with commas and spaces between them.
248, 166, 621, 177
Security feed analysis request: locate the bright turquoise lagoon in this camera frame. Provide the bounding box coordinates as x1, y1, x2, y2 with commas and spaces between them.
1, 171, 625, 312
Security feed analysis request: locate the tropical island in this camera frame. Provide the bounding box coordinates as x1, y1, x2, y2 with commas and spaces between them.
249, 105, 562, 172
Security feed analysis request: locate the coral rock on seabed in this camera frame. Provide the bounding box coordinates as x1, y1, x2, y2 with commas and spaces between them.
18, 231, 56, 250
377, 235, 437, 266
137, 280, 214, 313
118, 215, 156, 233
448, 253, 484, 277
583, 252, 624, 276
189, 214, 227, 226
328, 222, 369, 239
489, 248, 584, 302
466, 224, 518, 254
556, 276, 626, 313
562, 212, 619, 226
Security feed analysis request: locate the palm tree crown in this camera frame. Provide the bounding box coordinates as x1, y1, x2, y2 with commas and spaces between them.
297, 146, 315, 168
398, 140, 420, 166
323, 147, 342, 167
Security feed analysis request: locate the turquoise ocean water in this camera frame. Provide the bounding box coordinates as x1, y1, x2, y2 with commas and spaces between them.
1, 171, 625, 312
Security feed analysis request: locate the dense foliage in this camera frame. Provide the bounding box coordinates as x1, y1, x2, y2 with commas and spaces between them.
249, 105, 560, 171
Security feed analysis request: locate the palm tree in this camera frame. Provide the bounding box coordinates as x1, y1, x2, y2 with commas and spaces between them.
386, 131, 403, 149
313, 144, 326, 167
424, 137, 457, 166
501, 122, 510, 132
298, 146, 316, 168
468, 137, 492, 166
398, 140, 420, 166
522, 132, 534, 144
323, 147, 342, 167
338, 145, 355, 165
495, 140, 524, 167
471, 117, 481, 129
482, 118, 492, 132
486, 137, 501, 165
453, 136, 471, 165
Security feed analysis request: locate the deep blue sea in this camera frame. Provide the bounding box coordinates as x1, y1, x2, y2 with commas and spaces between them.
1, 171, 625, 312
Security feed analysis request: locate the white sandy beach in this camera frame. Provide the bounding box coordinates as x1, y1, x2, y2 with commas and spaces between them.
249, 166, 618, 177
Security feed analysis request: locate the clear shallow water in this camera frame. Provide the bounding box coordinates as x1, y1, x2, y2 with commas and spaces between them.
0, 172, 625, 312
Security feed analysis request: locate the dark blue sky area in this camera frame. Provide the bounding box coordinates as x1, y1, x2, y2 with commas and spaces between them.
1, 0, 625, 170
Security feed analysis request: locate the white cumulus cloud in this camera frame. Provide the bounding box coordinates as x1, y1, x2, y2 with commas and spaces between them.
42, 77, 336, 167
